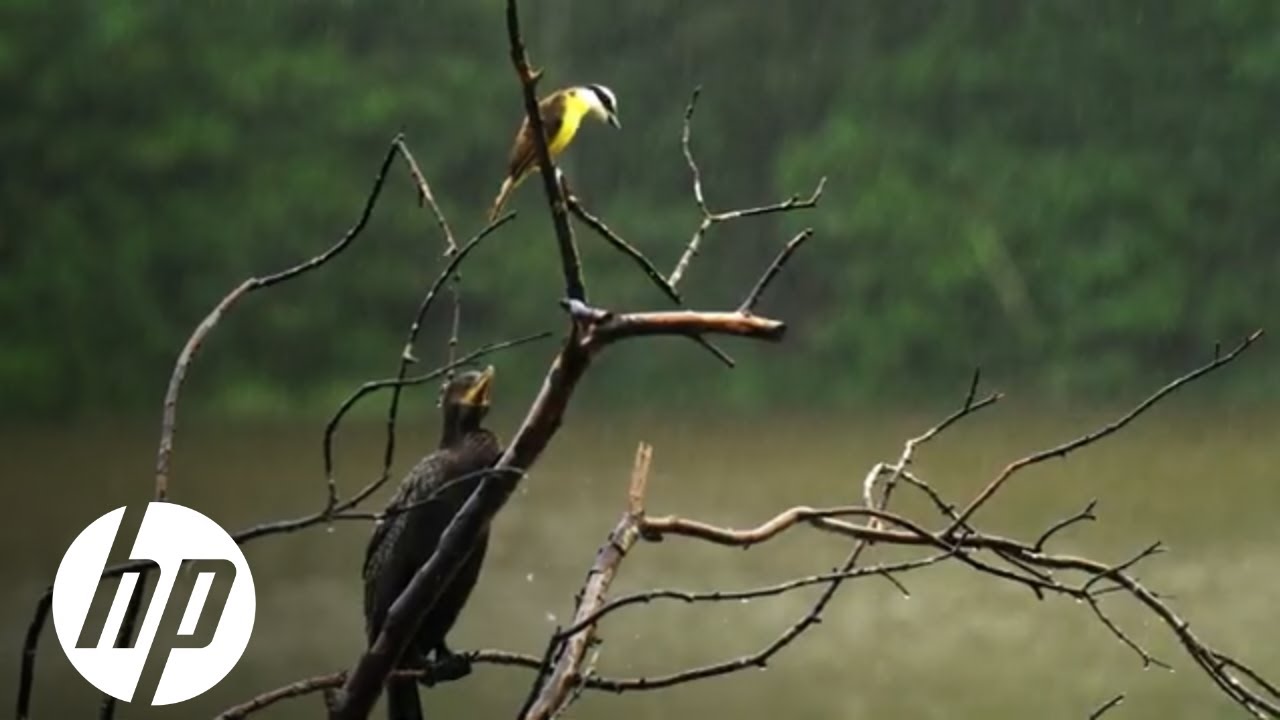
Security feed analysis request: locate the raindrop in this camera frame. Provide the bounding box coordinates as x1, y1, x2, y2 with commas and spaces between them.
526, 572, 535, 582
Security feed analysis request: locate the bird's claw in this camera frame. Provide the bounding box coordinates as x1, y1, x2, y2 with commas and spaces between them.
421, 649, 472, 686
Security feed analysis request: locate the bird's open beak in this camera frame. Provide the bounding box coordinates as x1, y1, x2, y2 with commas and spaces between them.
608, 113, 621, 129
461, 365, 495, 406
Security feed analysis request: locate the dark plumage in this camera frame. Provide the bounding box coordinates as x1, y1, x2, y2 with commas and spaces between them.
362, 367, 501, 720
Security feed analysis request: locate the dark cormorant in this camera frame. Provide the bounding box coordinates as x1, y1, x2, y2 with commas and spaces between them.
362, 366, 501, 720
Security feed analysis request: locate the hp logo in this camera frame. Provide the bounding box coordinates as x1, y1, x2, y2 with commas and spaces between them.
51, 503, 256, 705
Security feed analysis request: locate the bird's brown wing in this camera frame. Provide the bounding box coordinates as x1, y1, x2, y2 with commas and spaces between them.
505, 93, 567, 184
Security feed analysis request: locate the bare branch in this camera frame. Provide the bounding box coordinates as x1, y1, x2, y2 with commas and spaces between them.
394, 137, 455, 255
564, 192, 680, 305
562, 191, 733, 366
588, 309, 785, 345
521, 443, 653, 720
739, 229, 814, 313
1086, 596, 1173, 671
1035, 499, 1098, 551
554, 552, 949, 640
1089, 694, 1125, 719
668, 87, 824, 289
155, 138, 404, 502
949, 330, 1264, 532
216, 650, 547, 720
354, 213, 514, 510
504, 0, 585, 300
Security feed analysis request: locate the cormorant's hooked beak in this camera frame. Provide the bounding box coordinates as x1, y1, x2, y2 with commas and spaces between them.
607, 113, 621, 129
460, 365, 495, 406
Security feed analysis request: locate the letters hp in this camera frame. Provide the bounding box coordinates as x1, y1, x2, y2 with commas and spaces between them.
52, 503, 256, 705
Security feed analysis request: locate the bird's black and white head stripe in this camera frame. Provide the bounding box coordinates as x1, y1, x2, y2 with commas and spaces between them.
586, 84, 618, 117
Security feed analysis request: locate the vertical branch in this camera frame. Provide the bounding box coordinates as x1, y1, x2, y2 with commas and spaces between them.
505, 0, 587, 301
669, 88, 710, 289
522, 443, 653, 720
393, 137, 464, 377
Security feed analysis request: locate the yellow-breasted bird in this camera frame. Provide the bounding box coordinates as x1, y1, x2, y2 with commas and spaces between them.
488, 84, 620, 220
363, 367, 500, 720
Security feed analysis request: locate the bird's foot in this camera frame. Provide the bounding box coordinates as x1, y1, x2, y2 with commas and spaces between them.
421, 646, 472, 686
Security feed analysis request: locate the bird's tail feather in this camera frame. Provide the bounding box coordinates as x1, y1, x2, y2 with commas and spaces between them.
488, 176, 516, 222
386, 675, 424, 720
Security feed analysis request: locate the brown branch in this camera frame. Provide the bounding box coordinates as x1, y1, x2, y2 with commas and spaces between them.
554, 552, 950, 640
668, 88, 825, 289
563, 191, 734, 367
340, 213, 513, 510
394, 137, 456, 255
588, 309, 785, 345
504, 0, 585, 301
394, 136, 464, 374
595, 381, 991, 696
215, 650, 545, 720
522, 443, 653, 720
1089, 694, 1125, 719
949, 330, 1264, 532
1086, 595, 1172, 671
15, 593, 50, 720
155, 138, 404, 503
1034, 499, 1098, 551
739, 229, 814, 313
564, 192, 680, 304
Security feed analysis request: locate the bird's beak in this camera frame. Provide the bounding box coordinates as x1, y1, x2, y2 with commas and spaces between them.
461, 365, 495, 406
608, 113, 621, 129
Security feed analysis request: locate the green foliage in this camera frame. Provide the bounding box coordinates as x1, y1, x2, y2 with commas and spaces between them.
1, 0, 1276, 418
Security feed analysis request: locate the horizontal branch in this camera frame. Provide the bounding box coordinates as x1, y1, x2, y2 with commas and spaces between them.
588, 310, 785, 345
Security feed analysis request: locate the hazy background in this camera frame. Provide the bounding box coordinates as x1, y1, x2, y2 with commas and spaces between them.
2, 1, 1277, 718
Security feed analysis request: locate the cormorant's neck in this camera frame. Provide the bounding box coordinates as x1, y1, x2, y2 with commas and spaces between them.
440, 404, 483, 448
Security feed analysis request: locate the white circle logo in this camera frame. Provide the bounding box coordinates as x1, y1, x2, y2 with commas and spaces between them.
51, 503, 256, 705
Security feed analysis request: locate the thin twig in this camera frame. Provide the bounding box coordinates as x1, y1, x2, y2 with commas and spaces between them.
394, 137, 456, 254
554, 553, 949, 640
360, 214, 514, 511
564, 193, 679, 304
1089, 694, 1125, 719
739, 229, 814, 313
668, 87, 825, 289
322, 330, 549, 508
1035, 499, 1098, 551
949, 330, 1264, 532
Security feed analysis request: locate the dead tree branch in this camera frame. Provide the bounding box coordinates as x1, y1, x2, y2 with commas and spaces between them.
1089, 694, 1126, 719
949, 329, 1265, 533
521, 443, 653, 720
668, 87, 825, 289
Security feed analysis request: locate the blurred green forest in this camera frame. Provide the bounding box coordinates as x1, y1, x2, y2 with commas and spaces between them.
2, 0, 1276, 419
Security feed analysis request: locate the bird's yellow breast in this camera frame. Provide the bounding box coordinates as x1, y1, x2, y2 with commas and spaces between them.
550, 91, 593, 156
